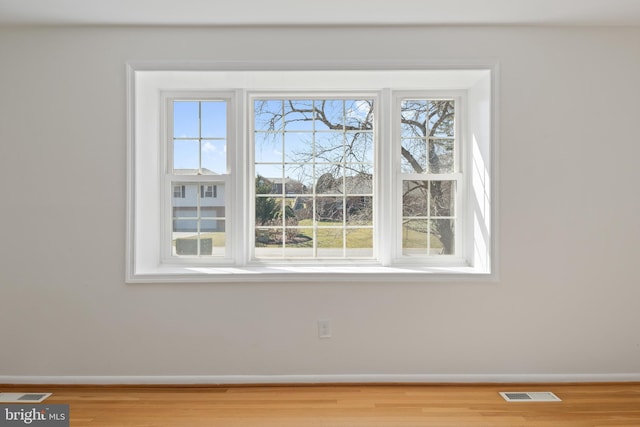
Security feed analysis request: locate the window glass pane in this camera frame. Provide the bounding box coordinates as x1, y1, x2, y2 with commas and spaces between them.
256, 165, 283, 184
255, 228, 284, 258
174, 236, 211, 256
172, 183, 197, 209
255, 196, 284, 226
284, 164, 312, 194
429, 100, 455, 137
201, 139, 226, 174
314, 132, 344, 163
346, 132, 373, 163
201, 101, 226, 138
284, 132, 312, 162
317, 228, 344, 257
346, 228, 373, 258
287, 227, 313, 245
173, 101, 199, 138
255, 132, 282, 164
345, 168, 372, 195
402, 181, 429, 217
284, 100, 314, 131
432, 219, 454, 255
402, 219, 429, 255
315, 167, 343, 194
282, 226, 313, 257
173, 218, 198, 233
401, 100, 427, 122
211, 227, 226, 257
314, 100, 344, 130
173, 207, 196, 217
430, 181, 455, 217
201, 206, 224, 217
429, 139, 454, 174
173, 139, 199, 172
346, 196, 373, 226
316, 197, 344, 224
254, 100, 283, 131
283, 247, 314, 258
401, 139, 426, 174
401, 123, 423, 139
345, 99, 374, 130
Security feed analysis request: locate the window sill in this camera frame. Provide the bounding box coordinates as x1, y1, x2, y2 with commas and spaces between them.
127, 263, 494, 283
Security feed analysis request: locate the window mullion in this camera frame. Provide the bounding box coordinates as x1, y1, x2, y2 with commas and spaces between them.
378, 88, 393, 265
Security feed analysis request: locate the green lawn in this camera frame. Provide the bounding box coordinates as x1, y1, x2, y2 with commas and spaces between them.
402, 227, 444, 249
255, 220, 444, 250
256, 220, 373, 249
172, 232, 226, 248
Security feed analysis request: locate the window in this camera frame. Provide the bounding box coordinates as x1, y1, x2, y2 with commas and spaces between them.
173, 185, 185, 198
164, 97, 231, 260
127, 66, 495, 282
398, 98, 459, 257
201, 185, 217, 198
253, 98, 374, 259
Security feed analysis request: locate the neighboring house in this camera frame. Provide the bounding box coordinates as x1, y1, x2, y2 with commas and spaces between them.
261, 173, 373, 222
172, 169, 226, 232
263, 176, 307, 194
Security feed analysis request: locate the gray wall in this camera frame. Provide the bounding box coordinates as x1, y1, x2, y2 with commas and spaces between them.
1, 25, 639, 380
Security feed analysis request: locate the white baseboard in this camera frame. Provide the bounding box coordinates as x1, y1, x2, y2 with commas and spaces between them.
2, 373, 640, 385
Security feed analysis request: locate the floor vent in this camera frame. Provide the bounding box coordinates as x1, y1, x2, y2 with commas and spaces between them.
500, 392, 561, 402
0, 392, 52, 403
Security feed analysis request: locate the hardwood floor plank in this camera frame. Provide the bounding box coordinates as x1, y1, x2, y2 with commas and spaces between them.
1, 383, 639, 426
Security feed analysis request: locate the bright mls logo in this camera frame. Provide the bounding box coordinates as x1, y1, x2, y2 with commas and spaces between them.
0, 405, 69, 426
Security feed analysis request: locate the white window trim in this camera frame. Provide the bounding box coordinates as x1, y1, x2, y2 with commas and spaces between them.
126, 61, 499, 283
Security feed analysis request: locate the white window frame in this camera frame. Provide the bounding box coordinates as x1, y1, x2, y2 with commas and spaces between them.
391, 91, 466, 265
248, 91, 380, 263
160, 91, 236, 264
126, 62, 498, 283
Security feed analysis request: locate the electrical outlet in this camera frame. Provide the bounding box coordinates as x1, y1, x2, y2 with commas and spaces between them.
318, 319, 331, 338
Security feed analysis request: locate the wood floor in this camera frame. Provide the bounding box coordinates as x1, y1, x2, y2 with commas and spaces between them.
1, 383, 640, 426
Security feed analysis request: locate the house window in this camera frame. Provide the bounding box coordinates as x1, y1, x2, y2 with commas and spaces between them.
127, 67, 494, 282
201, 185, 217, 198
173, 185, 185, 198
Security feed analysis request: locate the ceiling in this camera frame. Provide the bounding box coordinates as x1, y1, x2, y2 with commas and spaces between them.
1, 0, 640, 26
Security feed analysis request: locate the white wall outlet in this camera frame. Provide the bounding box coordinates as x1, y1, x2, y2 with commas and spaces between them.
318, 319, 332, 338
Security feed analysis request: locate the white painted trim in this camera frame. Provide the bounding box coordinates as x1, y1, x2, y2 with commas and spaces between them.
125, 63, 137, 283
489, 62, 500, 281
125, 265, 495, 284
127, 59, 500, 73
2, 374, 640, 385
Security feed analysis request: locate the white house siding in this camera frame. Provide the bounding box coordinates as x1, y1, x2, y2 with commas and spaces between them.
172, 183, 226, 232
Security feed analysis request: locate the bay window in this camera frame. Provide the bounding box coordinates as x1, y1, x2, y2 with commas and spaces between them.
127, 65, 495, 282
